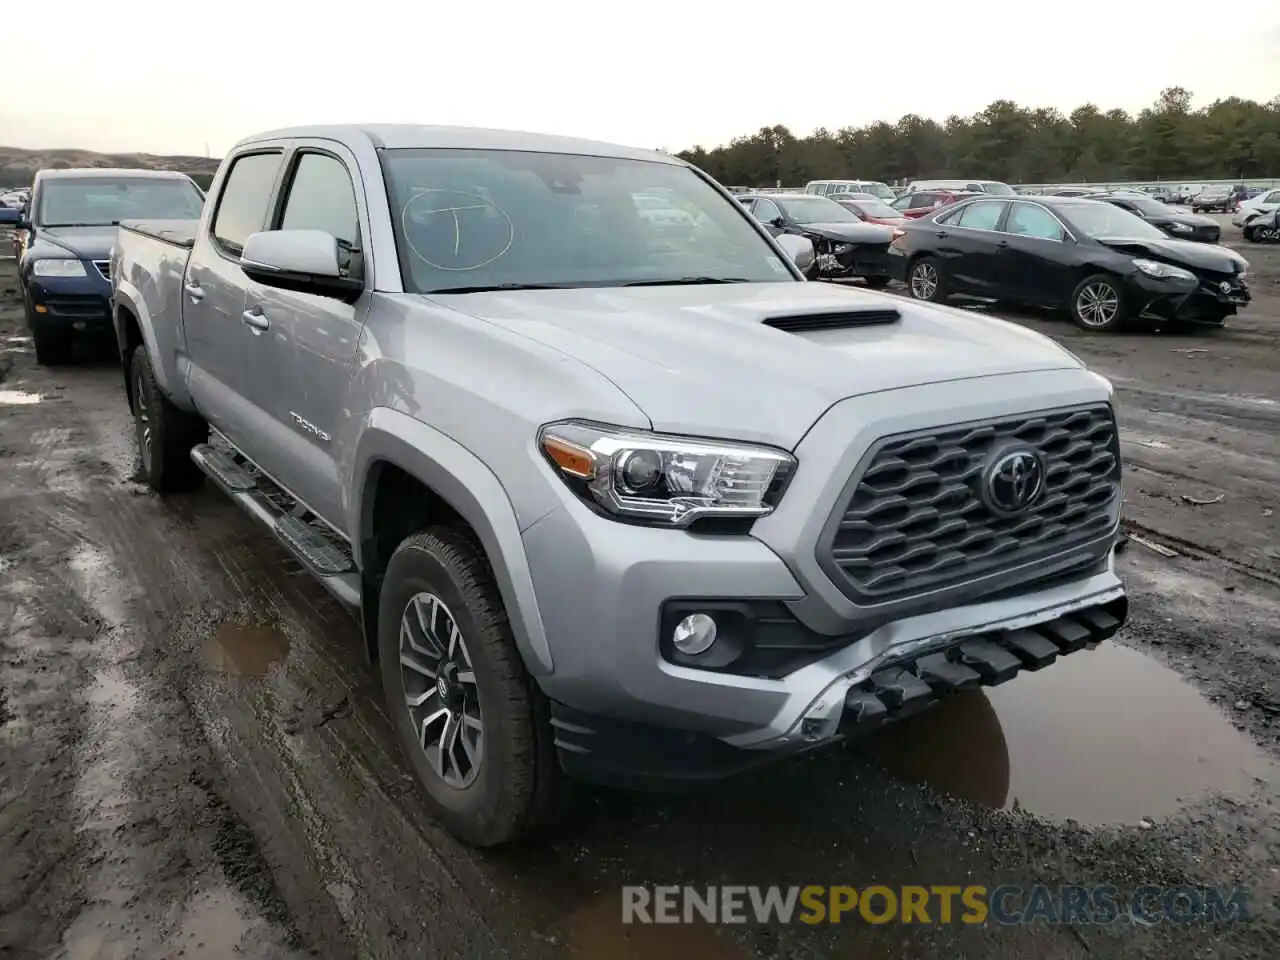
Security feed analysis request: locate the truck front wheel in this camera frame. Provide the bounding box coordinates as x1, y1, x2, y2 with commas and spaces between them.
129, 348, 207, 492
378, 527, 564, 847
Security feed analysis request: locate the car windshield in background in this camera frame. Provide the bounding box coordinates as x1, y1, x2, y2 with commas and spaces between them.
778, 196, 859, 224
850, 199, 901, 219
1126, 197, 1178, 217
380, 149, 796, 293
862, 183, 896, 200
37, 178, 204, 227
979, 182, 1016, 196
1057, 200, 1168, 240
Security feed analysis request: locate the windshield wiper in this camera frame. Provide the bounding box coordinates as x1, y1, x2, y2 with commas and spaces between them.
42, 221, 119, 228
621, 276, 754, 287
425, 282, 576, 294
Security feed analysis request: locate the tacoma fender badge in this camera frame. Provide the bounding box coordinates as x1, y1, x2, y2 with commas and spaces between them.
290, 412, 331, 443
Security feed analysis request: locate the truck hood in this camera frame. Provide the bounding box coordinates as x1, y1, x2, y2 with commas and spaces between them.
35, 225, 117, 260
428, 282, 1085, 449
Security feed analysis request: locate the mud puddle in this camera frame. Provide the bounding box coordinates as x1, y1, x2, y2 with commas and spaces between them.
857, 641, 1275, 824
204, 623, 291, 678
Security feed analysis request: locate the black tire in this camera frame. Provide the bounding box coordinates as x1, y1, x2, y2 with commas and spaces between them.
862, 276, 892, 289
907, 256, 948, 302
129, 347, 207, 492
1069, 274, 1128, 333
31, 320, 73, 366
1242, 227, 1256, 242
378, 528, 565, 847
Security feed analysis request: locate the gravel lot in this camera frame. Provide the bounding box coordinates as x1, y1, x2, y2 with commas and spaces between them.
1, 219, 1277, 959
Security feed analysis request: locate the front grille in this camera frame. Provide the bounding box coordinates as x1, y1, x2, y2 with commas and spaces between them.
821, 404, 1121, 604
43, 296, 110, 320
93, 260, 110, 280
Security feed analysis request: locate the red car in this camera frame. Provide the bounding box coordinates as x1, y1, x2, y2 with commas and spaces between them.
832, 196, 910, 226
889, 189, 983, 219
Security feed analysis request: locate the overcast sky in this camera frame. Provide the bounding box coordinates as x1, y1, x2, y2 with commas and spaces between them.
5, 0, 1279, 157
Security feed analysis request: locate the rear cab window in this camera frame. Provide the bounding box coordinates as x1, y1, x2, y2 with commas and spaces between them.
210, 152, 284, 256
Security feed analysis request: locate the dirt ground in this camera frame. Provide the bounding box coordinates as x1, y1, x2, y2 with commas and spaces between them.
1, 221, 1278, 960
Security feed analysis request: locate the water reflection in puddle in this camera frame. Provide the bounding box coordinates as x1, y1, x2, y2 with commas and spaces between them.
857, 642, 1274, 824
203, 623, 290, 679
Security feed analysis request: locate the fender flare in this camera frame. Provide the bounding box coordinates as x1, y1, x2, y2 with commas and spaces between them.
350, 408, 554, 675
112, 279, 175, 399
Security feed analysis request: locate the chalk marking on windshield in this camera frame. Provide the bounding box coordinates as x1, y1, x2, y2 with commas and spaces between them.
401, 188, 515, 271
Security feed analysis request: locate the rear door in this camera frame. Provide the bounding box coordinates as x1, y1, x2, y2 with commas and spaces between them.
238, 142, 371, 528
182, 149, 285, 439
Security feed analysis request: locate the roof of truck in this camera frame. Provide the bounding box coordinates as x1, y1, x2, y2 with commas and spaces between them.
35, 167, 195, 180
236, 124, 684, 165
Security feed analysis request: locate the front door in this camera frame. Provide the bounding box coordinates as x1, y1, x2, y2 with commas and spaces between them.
999, 202, 1075, 305
935, 199, 1009, 295
239, 144, 371, 530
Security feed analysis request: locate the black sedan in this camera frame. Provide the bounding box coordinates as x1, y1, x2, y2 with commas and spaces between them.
887, 195, 1250, 332
738, 192, 896, 286
1191, 188, 1234, 214
1090, 192, 1221, 242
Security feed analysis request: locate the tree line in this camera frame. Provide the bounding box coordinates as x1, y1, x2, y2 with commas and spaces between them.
675, 88, 1280, 188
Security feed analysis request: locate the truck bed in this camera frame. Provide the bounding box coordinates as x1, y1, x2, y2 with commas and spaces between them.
118, 218, 199, 250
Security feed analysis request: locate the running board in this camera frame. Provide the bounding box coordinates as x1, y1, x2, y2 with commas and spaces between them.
190, 441, 360, 610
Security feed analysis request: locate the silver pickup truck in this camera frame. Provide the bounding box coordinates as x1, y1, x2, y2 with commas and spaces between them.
110, 124, 1128, 846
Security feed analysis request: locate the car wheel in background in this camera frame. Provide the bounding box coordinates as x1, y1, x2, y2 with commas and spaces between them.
129, 347, 207, 492
907, 257, 948, 302
377, 528, 565, 847
1243, 226, 1256, 242
1070, 274, 1128, 333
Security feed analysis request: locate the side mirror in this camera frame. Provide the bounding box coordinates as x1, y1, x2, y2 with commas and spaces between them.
240, 229, 363, 303
774, 234, 815, 273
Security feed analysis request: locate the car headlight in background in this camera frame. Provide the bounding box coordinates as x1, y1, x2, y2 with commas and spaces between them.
539, 420, 795, 527
32, 258, 87, 278
1132, 258, 1194, 281
1167, 222, 1192, 232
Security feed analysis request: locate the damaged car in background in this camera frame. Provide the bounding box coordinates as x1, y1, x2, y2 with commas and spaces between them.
739, 192, 896, 286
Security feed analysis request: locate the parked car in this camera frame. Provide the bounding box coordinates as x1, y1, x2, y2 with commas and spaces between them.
1241, 208, 1279, 243
890, 190, 983, 218
904, 179, 1016, 196
18, 168, 205, 364
1089, 192, 1221, 242
1046, 187, 1102, 198
739, 192, 896, 285
111, 123, 1129, 847
830, 195, 910, 226
889, 195, 1249, 332
803, 179, 898, 202
1231, 186, 1280, 226
1190, 187, 1233, 213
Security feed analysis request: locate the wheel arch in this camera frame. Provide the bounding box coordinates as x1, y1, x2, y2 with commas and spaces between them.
350, 408, 554, 676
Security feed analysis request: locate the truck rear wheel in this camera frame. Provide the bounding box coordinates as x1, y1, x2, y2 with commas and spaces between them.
377, 527, 564, 847
129, 348, 207, 492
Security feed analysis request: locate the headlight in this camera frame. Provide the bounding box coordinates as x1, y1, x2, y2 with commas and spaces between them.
1132, 258, 1194, 281
32, 258, 87, 278
1167, 222, 1191, 232
538, 420, 795, 527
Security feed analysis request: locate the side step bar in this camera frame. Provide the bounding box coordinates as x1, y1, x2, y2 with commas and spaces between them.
841, 596, 1128, 732
190, 440, 361, 610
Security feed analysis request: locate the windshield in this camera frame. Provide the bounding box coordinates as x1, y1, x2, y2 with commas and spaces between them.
1126, 197, 1177, 216
847, 199, 900, 219
979, 182, 1016, 196
1058, 200, 1168, 240
777, 195, 858, 224
36, 177, 204, 227
380, 149, 798, 292
863, 182, 896, 200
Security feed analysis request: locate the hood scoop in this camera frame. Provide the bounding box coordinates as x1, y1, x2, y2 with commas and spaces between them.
763, 308, 901, 333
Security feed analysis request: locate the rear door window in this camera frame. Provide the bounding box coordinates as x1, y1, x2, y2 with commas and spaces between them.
211, 152, 283, 255
956, 200, 1007, 230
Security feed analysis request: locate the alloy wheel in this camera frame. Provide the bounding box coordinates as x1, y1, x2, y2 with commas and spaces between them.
134, 367, 153, 468
1076, 282, 1120, 328
910, 262, 938, 300
398, 591, 484, 789
1260, 227, 1278, 242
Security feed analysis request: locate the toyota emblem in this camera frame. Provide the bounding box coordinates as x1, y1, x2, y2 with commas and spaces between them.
1219, 280, 1232, 294
983, 448, 1046, 517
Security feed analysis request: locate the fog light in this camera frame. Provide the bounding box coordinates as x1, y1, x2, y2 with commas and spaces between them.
672, 613, 717, 656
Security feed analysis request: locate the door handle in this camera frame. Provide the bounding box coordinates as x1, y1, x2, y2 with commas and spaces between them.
995, 239, 1009, 247
184, 281, 205, 303
241, 308, 270, 334
935, 230, 948, 238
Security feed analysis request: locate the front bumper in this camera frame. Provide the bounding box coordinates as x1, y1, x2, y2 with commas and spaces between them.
1127, 271, 1249, 324
26, 265, 113, 332
814, 241, 892, 280
524, 369, 1126, 782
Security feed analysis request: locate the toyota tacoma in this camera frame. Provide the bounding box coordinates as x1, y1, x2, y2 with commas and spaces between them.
110, 124, 1128, 846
